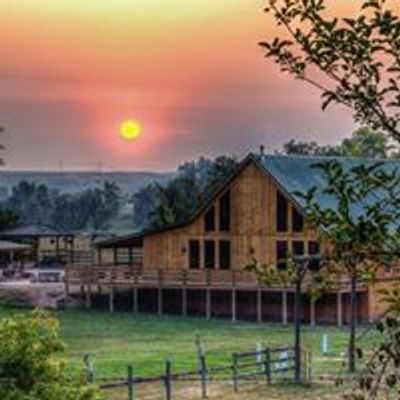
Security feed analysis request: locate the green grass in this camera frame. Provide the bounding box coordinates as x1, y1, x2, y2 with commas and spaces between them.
0, 307, 382, 383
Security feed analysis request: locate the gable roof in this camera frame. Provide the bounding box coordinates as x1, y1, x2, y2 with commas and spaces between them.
95, 153, 400, 247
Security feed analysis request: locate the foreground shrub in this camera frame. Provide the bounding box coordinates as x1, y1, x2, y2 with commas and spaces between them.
0, 308, 99, 400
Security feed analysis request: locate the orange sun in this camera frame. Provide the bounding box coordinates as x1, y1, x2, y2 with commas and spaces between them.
119, 119, 142, 140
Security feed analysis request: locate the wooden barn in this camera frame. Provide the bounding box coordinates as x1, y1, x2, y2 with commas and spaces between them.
65, 153, 399, 324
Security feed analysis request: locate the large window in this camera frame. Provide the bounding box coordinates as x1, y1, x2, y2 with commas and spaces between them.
292, 207, 304, 232
204, 206, 215, 232
292, 240, 305, 257
308, 241, 320, 270
189, 240, 200, 269
276, 240, 288, 270
204, 240, 215, 269
219, 190, 231, 232
219, 240, 231, 270
276, 191, 288, 232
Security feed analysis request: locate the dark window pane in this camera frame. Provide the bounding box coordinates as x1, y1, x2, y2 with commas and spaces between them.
276, 191, 288, 232
292, 207, 304, 232
308, 241, 320, 271
219, 240, 231, 270
204, 206, 215, 232
219, 190, 231, 232
204, 240, 215, 269
189, 240, 200, 269
276, 241, 288, 270
292, 240, 305, 256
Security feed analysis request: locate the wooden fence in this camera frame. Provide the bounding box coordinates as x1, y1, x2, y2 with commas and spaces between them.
93, 346, 311, 400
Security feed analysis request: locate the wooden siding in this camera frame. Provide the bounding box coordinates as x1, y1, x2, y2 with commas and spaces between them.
143, 161, 319, 271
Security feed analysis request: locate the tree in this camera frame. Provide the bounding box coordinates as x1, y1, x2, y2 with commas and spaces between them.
0, 309, 98, 400
132, 155, 238, 230
281, 138, 341, 156
281, 127, 393, 158
260, 0, 400, 141
299, 160, 400, 373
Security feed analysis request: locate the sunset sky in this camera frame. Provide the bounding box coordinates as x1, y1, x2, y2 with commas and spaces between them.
0, 1, 364, 171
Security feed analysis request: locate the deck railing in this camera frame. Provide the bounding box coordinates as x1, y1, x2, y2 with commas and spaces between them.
65, 264, 358, 291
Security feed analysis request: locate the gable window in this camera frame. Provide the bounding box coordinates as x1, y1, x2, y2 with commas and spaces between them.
276, 191, 288, 232
219, 190, 231, 232
292, 207, 304, 233
292, 240, 305, 257
204, 240, 215, 269
276, 240, 288, 270
189, 240, 200, 269
204, 206, 215, 232
308, 241, 321, 271
219, 240, 231, 270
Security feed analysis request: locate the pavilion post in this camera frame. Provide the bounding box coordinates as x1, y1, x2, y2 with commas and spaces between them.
282, 290, 288, 326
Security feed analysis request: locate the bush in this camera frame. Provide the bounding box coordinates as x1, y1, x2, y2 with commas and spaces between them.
0, 309, 99, 400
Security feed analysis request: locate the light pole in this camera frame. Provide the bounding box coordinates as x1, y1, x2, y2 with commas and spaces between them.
292, 254, 321, 384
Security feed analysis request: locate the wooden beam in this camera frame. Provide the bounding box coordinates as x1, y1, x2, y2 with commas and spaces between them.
158, 270, 163, 316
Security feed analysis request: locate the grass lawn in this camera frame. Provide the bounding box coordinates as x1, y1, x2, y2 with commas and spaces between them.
0, 306, 381, 383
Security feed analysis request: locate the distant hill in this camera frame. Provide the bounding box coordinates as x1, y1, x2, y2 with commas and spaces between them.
0, 170, 173, 198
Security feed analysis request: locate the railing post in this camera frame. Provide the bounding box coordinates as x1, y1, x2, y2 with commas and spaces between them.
232, 353, 239, 393
164, 359, 172, 400
199, 354, 208, 399
128, 364, 135, 400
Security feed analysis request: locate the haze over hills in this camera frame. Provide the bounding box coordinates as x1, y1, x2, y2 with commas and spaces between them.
0, 170, 173, 198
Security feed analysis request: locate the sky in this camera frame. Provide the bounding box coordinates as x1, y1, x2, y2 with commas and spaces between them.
0, 1, 363, 171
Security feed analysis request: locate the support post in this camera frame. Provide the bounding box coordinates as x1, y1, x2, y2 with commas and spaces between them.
206, 269, 211, 320
257, 288, 262, 323
132, 287, 138, 314
85, 265, 92, 309
232, 353, 239, 393
337, 291, 343, 328
164, 360, 172, 400
206, 289, 211, 321
282, 290, 288, 326
310, 297, 316, 327
109, 286, 114, 313
231, 288, 237, 323
182, 270, 187, 317
158, 270, 163, 317
199, 354, 208, 399
128, 364, 135, 400
264, 347, 271, 385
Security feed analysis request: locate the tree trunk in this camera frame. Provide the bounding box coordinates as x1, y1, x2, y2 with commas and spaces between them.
348, 274, 357, 373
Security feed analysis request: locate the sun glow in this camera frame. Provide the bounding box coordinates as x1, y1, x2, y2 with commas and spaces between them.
119, 119, 142, 140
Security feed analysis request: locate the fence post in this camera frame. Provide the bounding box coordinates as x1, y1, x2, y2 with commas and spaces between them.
83, 353, 94, 384
264, 347, 271, 385
232, 353, 239, 393
199, 354, 208, 399
128, 364, 135, 400
164, 359, 172, 400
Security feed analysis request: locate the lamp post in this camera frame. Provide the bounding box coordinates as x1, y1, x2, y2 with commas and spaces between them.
292, 254, 321, 384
